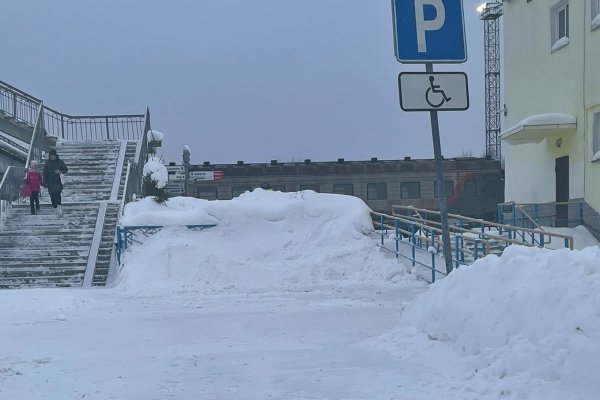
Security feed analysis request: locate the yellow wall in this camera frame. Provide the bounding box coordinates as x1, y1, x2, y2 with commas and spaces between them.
584, 2, 600, 211
503, 0, 597, 209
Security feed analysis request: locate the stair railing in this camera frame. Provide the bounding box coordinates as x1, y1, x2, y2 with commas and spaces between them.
2, 79, 146, 142
0, 132, 29, 155
137, 107, 150, 166
393, 205, 573, 250
499, 200, 585, 229
119, 108, 150, 217
42, 106, 145, 142
0, 80, 41, 127
119, 161, 141, 216
371, 211, 492, 283
498, 201, 540, 229
116, 224, 217, 264
0, 166, 27, 223
24, 103, 46, 168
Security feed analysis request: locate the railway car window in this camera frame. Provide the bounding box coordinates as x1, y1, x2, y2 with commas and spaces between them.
197, 186, 218, 200
401, 182, 421, 199
299, 184, 319, 192
464, 180, 477, 197
434, 180, 454, 198
367, 183, 387, 200
333, 184, 353, 195
232, 186, 252, 197
271, 185, 286, 192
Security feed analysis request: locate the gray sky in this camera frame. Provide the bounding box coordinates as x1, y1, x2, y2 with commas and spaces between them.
2, 0, 491, 164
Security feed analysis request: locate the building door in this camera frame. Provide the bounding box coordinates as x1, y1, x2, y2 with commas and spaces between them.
555, 156, 569, 227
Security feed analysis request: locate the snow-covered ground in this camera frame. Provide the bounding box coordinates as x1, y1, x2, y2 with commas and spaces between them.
0, 190, 599, 399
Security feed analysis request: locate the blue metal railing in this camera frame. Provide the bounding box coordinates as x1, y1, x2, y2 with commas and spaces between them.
498, 201, 584, 230
375, 205, 575, 283
394, 205, 573, 251
116, 224, 217, 264
372, 211, 490, 283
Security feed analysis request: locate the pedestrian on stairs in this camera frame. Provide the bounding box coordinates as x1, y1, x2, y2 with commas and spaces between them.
42, 149, 68, 215
24, 160, 42, 215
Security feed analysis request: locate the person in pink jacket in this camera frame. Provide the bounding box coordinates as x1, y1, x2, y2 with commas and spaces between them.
24, 160, 42, 215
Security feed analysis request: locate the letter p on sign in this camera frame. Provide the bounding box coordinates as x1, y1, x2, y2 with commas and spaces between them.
415, 0, 445, 53
392, 0, 467, 63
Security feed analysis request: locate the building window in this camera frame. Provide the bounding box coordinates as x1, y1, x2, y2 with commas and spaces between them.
197, 186, 217, 200
593, 113, 600, 162
434, 180, 454, 198
551, 1, 569, 52
367, 183, 387, 200
593, 0, 600, 30
299, 184, 319, 192
333, 183, 353, 196
232, 186, 252, 197
464, 180, 477, 197
401, 182, 421, 199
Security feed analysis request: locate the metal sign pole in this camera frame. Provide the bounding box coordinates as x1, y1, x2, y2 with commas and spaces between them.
426, 63, 453, 275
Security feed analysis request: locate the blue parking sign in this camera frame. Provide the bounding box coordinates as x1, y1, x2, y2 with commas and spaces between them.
392, 0, 467, 63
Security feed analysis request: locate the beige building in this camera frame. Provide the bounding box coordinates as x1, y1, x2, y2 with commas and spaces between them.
501, 0, 600, 231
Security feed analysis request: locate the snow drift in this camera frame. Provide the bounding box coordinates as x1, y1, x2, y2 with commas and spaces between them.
384, 245, 600, 399
117, 190, 408, 293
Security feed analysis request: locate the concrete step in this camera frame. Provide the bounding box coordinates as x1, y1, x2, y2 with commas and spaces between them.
0, 276, 84, 289
0, 241, 93, 249
0, 259, 88, 267
0, 248, 90, 257
0, 255, 88, 271
0, 236, 94, 245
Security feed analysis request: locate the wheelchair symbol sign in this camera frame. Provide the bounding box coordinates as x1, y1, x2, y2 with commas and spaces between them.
398, 72, 469, 112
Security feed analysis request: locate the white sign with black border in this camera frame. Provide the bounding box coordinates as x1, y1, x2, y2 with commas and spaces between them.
398, 72, 469, 112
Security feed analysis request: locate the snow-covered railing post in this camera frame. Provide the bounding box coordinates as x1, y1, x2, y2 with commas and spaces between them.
428, 236, 437, 283
395, 219, 399, 258
410, 223, 416, 268
454, 235, 460, 269
380, 214, 384, 246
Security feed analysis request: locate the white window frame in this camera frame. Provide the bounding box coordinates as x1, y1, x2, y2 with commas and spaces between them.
550, 0, 570, 52
592, 0, 600, 31
592, 113, 600, 162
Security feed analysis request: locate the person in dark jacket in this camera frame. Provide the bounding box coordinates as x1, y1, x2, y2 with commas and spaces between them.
42, 149, 68, 215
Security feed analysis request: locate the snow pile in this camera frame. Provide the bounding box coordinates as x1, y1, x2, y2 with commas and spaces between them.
147, 129, 164, 142
117, 190, 408, 293
388, 245, 600, 399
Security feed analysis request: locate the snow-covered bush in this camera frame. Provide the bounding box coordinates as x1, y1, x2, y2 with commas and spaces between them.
142, 156, 169, 204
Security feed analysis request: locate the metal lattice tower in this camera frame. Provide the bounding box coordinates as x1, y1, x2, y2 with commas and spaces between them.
479, 2, 503, 159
